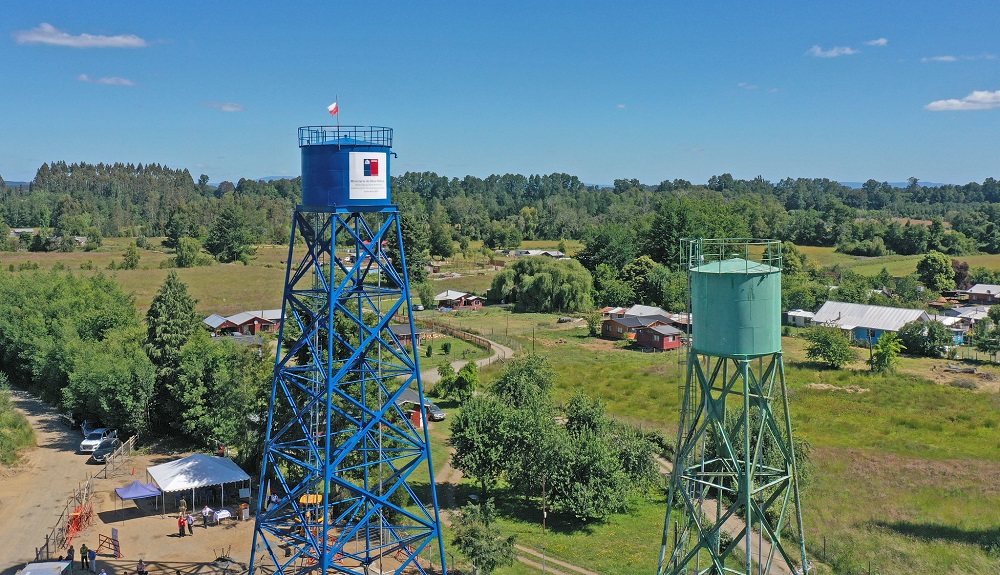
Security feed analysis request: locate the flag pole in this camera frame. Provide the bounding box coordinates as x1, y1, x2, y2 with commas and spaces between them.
336, 93, 340, 130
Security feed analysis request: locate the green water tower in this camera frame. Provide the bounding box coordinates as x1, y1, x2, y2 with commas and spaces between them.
690, 256, 782, 358
659, 239, 810, 575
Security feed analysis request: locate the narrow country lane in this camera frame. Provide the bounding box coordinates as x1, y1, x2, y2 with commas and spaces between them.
0, 390, 97, 573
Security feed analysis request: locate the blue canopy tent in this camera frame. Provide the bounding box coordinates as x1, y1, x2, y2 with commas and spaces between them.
115, 480, 163, 515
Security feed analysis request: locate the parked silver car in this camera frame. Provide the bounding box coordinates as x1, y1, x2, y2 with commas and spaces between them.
79, 428, 117, 453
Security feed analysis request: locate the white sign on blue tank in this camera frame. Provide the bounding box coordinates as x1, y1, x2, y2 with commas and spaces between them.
349, 152, 388, 200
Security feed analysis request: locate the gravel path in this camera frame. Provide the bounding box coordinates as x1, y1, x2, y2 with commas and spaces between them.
0, 390, 96, 572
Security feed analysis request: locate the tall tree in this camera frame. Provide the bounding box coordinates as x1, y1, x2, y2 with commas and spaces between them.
916, 250, 956, 293
204, 192, 263, 263
145, 271, 199, 428
449, 395, 510, 497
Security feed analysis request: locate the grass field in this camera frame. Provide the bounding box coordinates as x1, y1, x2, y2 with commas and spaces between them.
7, 242, 1000, 572
795, 244, 1000, 278
424, 309, 1000, 574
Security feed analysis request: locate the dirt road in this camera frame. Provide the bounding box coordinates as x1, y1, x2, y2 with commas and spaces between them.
0, 390, 99, 571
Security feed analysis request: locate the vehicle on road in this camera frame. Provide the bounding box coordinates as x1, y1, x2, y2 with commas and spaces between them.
90, 437, 123, 463
79, 428, 117, 453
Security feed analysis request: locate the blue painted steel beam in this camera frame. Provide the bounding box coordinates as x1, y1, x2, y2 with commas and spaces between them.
250, 207, 446, 575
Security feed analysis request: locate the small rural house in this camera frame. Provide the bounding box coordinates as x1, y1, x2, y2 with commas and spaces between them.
811, 301, 928, 344
203, 309, 282, 336
602, 314, 670, 340
965, 284, 1000, 305
785, 309, 815, 328
388, 323, 427, 347
635, 324, 684, 351
511, 249, 565, 258
433, 290, 484, 309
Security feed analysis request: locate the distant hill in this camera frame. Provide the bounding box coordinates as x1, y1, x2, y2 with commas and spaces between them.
3, 181, 30, 188
839, 181, 949, 189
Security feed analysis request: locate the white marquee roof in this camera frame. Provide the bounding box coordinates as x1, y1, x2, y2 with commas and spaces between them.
147, 453, 250, 493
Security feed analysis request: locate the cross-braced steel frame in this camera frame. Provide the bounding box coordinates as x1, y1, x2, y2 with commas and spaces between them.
250, 206, 446, 575
658, 351, 809, 575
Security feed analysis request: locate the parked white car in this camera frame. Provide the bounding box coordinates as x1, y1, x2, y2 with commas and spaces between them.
79, 428, 117, 453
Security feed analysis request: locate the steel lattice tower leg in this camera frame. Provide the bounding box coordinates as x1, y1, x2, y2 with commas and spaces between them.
250, 206, 446, 575
658, 350, 808, 575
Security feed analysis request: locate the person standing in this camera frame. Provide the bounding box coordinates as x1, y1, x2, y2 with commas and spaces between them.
186, 513, 194, 535
66, 545, 75, 566
80, 543, 89, 570
88, 547, 97, 573
179, 496, 187, 515
177, 514, 186, 537
202, 505, 211, 528
137, 560, 146, 575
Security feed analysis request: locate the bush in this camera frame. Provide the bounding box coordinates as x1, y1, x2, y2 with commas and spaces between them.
442, 342, 452, 355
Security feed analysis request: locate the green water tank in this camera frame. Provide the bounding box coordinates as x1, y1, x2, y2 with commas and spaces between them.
691, 257, 781, 357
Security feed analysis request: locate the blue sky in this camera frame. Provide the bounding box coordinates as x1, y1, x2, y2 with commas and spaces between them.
3, 1, 999, 186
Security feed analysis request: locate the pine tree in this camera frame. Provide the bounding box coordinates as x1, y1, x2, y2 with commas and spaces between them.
145, 271, 199, 429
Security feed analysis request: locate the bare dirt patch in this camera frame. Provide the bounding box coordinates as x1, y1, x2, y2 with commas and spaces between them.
0, 392, 256, 575
804, 383, 870, 393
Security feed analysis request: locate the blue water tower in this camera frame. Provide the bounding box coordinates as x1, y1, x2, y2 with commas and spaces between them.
299, 126, 394, 210
251, 126, 447, 575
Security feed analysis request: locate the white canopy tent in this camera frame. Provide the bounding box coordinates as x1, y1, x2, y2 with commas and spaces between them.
146, 453, 251, 512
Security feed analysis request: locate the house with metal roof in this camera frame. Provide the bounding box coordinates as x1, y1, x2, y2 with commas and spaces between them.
635, 324, 684, 351
433, 290, 484, 309
965, 284, 1000, 305
202, 309, 282, 336
785, 309, 815, 327
812, 301, 929, 344
602, 314, 669, 340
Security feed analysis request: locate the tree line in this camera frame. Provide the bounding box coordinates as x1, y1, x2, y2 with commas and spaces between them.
0, 269, 270, 466
6, 165, 1000, 257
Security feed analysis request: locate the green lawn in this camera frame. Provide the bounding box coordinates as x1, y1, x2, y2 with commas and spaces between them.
423, 310, 1000, 574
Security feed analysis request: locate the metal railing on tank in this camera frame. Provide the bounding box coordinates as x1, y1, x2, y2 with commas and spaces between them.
679, 237, 783, 271
298, 125, 393, 147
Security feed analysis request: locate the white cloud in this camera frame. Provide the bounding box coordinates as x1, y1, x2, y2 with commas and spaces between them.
925, 90, 1000, 111
921, 54, 996, 63
14, 23, 146, 48
78, 74, 135, 86
806, 45, 859, 58
738, 82, 758, 90
865, 38, 888, 46
616, 103, 627, 109
204, 102, 246, 113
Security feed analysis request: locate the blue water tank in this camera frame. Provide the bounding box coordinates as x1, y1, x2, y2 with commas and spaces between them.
299, 126, 392, 209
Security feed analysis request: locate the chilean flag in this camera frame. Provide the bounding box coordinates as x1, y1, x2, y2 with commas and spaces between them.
327, 101, 339, 116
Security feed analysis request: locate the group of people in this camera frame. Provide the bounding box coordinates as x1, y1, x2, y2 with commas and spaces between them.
176, 505, 216, 536
64, 543, 98, 573
64, 549, 150, 575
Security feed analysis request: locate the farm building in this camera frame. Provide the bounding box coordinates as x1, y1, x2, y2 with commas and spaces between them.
433, 290, 484, 309
965, 284, 1000, 305
635, 324, 684, 351
812, 301, 928, 344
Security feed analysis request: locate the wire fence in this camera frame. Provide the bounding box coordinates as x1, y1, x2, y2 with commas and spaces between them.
34, 435, 137, 561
